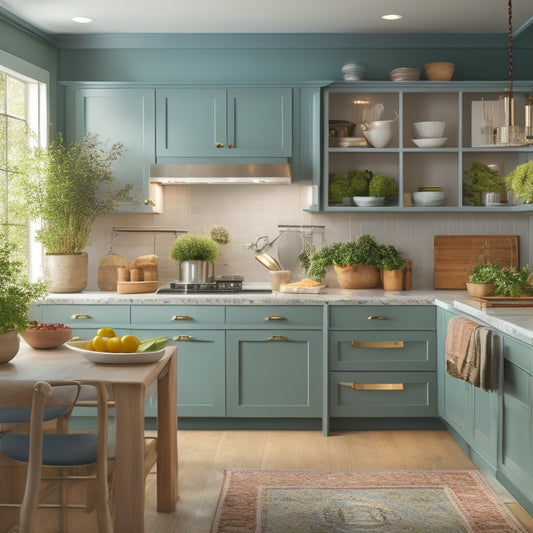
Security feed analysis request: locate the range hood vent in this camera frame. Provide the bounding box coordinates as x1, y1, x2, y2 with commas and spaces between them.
150, 163, 291, 185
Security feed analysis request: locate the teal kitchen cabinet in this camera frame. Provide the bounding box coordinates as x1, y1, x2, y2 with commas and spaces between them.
329, 305, 437, 418
156, 87, 292, 158
66, 86, 158, 213
225, 330, 322, 418
498, 335, 533, 515
437, 308, 499, 469
225, 305, 323, 417
130, 305, 226, 417
40, 304, 130, 340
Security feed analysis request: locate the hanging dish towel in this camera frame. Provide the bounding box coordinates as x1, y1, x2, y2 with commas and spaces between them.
445, 316, 500, 391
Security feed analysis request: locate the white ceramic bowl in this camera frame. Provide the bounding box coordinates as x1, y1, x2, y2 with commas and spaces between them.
411, 137, 448, 148
412, 191, 446, 207
353, 196, 385, 207
412, 121, 446, 139
363, 128, 392, 148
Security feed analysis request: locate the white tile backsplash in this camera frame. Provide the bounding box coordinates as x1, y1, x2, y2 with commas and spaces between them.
85, 183, 532, 291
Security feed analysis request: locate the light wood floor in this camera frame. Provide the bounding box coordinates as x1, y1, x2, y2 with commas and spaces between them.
143, 429, 533, 533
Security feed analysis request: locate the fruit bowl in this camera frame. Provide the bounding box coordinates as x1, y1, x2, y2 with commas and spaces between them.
21, 323, 72, 349
65, 340, 166, 364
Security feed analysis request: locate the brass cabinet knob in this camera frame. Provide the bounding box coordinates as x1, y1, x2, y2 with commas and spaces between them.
215, 141, 224, 148
144, 198, 156, 206
227, 142, 234, 148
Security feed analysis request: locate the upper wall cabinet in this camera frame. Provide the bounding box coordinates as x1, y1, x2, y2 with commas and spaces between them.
155, 87, 292, 159
66, 87, 159, 213
320, 81, 533, 212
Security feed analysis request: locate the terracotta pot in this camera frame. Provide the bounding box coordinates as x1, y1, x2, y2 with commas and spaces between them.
382, 269, 405, 291
466, 282, 496, 298
44, 252, 88, 293
0, 330, 20, 364
334, 264, 380, 289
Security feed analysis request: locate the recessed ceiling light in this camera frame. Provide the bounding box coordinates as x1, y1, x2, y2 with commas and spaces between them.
382, 14, 404, 21
72, 16, 93, 24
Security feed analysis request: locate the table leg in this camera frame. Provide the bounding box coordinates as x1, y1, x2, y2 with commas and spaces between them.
157, 352, 178, 511
112, 383, 146, 533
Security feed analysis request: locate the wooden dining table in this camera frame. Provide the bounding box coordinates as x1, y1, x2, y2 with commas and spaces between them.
0, 340, 178, 533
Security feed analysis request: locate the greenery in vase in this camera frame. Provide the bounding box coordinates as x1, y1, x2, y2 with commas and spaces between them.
379, 244, 406, 270
467, 263, 502, 284
170, 234, 220, 262
13, 133, 134, 255
505, 161, 533, 204
307, 234, 398, 282
463, 162, 504, 206
368, 174, 398, 198
0, 240, 47, 334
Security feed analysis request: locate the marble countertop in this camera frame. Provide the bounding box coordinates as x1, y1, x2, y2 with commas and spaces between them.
37, 287, 533, 345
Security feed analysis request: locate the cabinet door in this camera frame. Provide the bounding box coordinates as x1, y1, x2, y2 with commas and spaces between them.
227, 88, 292, 157
226, 330, 322, 417
156, 89, 226, 157
73, 88, 156, 213
132, 328, 225, 418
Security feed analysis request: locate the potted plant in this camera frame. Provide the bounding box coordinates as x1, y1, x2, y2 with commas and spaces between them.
0, 240, 47, 363
170, 234, 220, 283
505, 160, 533, 204
328, 169, 373, 205
466, 263, 502, 297
307, 234, 384, 289
353, 173, 398, 207
494, 265, 531, 297
380, 244, 407, 291
463, 162, 504, 206
14, 132, 133, 293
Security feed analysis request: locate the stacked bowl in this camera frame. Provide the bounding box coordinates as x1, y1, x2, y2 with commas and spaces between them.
389, 67, 420, 81
341, 62, 367, 81
411, 121, 447, 148
412, 186, 445, 207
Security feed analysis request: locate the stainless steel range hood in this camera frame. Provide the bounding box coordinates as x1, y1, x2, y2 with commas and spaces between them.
150, 163, 291, 185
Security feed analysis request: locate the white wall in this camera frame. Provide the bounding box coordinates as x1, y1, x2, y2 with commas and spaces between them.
85, 182, 532, 291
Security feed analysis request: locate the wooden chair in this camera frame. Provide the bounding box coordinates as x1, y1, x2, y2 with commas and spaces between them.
0, 380, 113, 533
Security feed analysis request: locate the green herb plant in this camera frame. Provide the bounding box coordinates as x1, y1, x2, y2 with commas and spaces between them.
505, 160, 533, 204
493, 265, 531, 297
368, 174, 398, 198
170, 234, 220, 262
379, 244, 406, 271
467, 263, 502, 284
0, 240, 47, 334
14, 132, 134, 255
463, 162, 504, 206
328, 169, 373, 203
307, 234, 401, 282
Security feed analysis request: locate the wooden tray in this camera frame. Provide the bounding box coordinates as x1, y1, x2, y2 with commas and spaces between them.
434, 235, 519, 289
471, 296, 533, 310
279, 283, 327, 294
116, 281, 158, 294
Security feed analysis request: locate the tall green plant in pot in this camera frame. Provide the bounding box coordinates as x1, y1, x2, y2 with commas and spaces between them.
14, 133, 132, 293
0, 240, 47, 362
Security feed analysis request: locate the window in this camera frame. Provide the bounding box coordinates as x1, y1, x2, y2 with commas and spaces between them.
0, 56, 47, 279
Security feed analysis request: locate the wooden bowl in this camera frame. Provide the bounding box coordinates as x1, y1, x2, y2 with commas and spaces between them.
21, 326, 73, 349
424, 62, 455, 81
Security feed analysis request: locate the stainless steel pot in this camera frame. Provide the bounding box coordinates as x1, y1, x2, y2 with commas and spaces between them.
179, 260, 215, 283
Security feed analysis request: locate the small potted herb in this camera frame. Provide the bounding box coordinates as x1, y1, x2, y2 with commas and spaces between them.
505, 160, 533, 204
463, 162, 504, 206
466, 263, 501, 297
170, 234, 220, 283
380, 245, 407, 291
328, 169, 373, 205
0, 240, 47, 363
354, 173, 398, 207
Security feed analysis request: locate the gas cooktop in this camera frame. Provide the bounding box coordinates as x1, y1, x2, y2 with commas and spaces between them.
156, 277, 272, 294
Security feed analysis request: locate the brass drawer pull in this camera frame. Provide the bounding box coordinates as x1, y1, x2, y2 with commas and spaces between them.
339, 382, 404, 391
171, 315, 193, 321
267, 335, 289, 341
367, 315, 390, 320
173, 335, 194, 341
70, 314, 93, 320
265, 316, 286, 321
350, 341, 404, 349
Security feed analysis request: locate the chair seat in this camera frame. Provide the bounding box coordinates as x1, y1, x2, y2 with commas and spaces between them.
0, 406, 72, 424
0, 433, 105, 466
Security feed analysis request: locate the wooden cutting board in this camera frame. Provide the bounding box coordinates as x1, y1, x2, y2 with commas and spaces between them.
434, 235, 519, 289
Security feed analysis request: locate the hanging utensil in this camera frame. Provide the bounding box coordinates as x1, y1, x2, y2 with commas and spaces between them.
277, 230, 305, 274
255, 253, 281, 271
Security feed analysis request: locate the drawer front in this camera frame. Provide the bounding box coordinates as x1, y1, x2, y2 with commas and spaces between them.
504, 335, 532, 375
226, 306, 323, 327
329, 371, 437, 417
330, 331, 436, 371
330, 305, 436, 330
42, 305, 130, 327
131, 305, 225, 327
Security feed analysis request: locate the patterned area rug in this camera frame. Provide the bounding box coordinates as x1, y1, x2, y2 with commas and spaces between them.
211, 469, 527, 532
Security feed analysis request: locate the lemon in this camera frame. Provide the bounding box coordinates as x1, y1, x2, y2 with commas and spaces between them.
92, 335, 108, 352
106, 336, 122, 353
121, 334, 140, 353
97, 327, 116, 338
85, 339, 95, 351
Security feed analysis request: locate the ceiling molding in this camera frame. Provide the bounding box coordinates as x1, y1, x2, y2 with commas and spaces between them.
0, 6, 57, 46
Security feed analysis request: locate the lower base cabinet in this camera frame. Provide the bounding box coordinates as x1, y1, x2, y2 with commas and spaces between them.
225, 330, 322, 417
